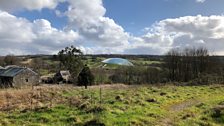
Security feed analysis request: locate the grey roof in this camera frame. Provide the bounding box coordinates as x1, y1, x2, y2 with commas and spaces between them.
5, 65, 19, 69
0, 68, 5, 75
0, 66, 38, 77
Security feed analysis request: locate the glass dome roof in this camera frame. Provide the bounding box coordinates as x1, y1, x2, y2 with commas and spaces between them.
102, 58, 134, 66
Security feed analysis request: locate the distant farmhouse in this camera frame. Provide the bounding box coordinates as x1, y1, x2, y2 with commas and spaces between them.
0, 66, 39, 88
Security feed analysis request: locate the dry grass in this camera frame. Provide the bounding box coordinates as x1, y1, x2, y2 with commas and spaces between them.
0, 85, 70, 111
0, 84, 128, 111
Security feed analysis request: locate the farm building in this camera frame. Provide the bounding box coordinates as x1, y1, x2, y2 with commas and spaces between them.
0, 66, 4, 69
53, 70, 72, 84
0, 66, 39, 88
40, 74, 54, 84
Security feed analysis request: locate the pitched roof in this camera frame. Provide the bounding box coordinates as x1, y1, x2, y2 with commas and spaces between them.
0, 66, 38, 77
0, 67, 25, 77
5, 65, 20, 69
0, 66, 5, 75
60, 71, 70, 76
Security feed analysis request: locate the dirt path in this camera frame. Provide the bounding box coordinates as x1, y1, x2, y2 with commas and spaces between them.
169, 99, 200, 112
158, 99, 201, 126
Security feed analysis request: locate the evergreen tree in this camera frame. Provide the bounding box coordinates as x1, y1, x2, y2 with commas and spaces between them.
78, 65, 94, 89
58, 46, 83, 83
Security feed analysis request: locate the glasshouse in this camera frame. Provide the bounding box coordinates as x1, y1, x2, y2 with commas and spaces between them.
102, 58, 134, 66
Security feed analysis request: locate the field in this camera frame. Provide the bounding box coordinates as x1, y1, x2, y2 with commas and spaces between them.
0, 84, 224, 126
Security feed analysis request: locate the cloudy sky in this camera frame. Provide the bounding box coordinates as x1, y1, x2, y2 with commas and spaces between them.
0, 0, 224, 55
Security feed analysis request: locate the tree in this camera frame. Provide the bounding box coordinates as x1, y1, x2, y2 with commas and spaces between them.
30, 58, 44, 73
165, 47, 209, 82
0, 57, 4, 66
77, 65, 94, 89
58, 46, 84, 82
4, 55, 19, 66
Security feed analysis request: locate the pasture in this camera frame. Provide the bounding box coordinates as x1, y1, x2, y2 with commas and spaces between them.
0, 84, 223, 126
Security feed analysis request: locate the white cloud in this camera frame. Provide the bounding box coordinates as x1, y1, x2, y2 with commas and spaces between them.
0, 0, 224, 56
196, 0, 206, 3
0, 0, 64, 12
0, 0, 130, 55
65, 0, 129, 48
0, 10, 79, 55
128, 15, 224, 55
0, 11, 35, 43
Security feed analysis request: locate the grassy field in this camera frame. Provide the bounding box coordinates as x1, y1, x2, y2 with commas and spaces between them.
0, 84, 224, 126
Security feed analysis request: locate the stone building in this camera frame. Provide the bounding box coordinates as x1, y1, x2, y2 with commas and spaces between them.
53, 70, 72, 84
0, 66, 39, 88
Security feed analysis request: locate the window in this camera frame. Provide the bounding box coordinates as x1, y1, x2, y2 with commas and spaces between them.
25, 79, 28, 82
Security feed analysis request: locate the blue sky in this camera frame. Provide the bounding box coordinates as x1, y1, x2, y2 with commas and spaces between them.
104, 0, 224, 34
0, 0, 224, 55
14, 0, 224, 34
14, 2, 69, 29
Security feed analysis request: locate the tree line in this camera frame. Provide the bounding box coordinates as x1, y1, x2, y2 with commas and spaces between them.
95, 47, 224, 85
1, 46, 224, 86
165, 47, 209, 82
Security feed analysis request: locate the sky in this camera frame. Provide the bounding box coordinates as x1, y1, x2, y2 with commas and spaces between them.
0, 0, 224, 55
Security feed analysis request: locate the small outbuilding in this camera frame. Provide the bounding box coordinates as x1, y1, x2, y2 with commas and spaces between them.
53, 70, 72, 84
0, 66, 39, 88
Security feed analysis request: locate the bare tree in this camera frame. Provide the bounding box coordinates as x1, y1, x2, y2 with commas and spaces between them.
165, 47, 209, 82
4, 55, 20, 66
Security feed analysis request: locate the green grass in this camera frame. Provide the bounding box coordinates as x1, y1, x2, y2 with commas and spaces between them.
1, 85, 224, 125
130, 58, 163, 66
83, 57, 106, 69
39, 69, 51, 76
